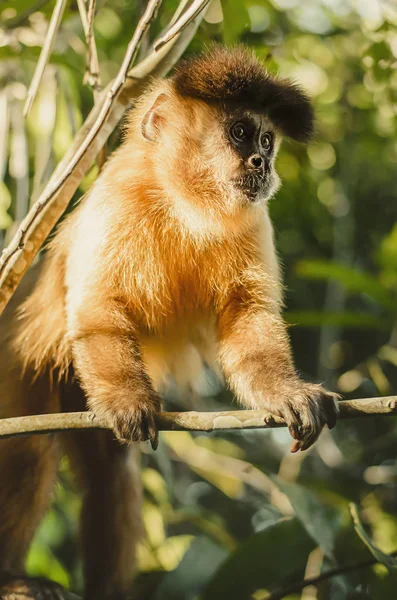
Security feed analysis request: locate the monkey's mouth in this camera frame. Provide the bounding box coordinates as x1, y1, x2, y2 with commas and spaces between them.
233, 172, 269, 202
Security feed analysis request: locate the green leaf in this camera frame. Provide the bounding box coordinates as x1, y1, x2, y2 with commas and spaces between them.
285, 311, 392, 330
201, 518, 315, 599
153, 536, 228, 600
350, 504, 397, 574
378, 224, 397, 270
273, 478, 341, 558
221, 0, 250, 45
295, 260, 396, 312
366, 41, 391, 63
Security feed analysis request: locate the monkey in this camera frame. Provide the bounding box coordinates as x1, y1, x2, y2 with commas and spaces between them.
0, 46, 338, 600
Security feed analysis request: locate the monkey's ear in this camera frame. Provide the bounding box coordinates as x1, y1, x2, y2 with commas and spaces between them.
141, 93, 169, 142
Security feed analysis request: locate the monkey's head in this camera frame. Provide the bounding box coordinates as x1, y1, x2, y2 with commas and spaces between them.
132, 47, 313, 231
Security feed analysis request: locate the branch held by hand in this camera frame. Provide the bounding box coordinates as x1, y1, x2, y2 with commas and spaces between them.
0, 396, 396, 440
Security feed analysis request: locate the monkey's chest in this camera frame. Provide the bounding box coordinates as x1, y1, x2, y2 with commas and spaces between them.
137, 316, 223, 400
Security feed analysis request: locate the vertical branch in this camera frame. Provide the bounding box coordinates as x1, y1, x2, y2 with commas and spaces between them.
23, 0, 68, 117
77, 0, 105, 166
138, 0, 151, 59
85, 0, 100, 89
77, 0, 101, 95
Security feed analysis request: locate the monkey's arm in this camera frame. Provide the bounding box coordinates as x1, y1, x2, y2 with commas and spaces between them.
217, 291, 338, 452
70, 300, 160, 448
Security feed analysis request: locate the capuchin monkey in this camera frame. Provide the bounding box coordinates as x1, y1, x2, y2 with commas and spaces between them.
0, 47, 338, 599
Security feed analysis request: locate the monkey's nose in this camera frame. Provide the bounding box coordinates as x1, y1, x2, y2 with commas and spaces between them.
247, 154, 264, 170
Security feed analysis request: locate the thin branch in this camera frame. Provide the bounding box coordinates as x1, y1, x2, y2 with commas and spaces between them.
268, 549, 397, 600
0, 0, 209, 317
23, 0, 68, 117
154, 0, 211, 50
0, 397, 396, 440
77, 0, 105, 167
138, 0, 152, 59
77, 0, 101, 93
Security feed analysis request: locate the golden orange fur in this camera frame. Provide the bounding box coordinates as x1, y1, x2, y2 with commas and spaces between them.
0, 47, 337, 600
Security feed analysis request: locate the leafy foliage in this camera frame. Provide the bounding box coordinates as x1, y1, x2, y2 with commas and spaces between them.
1, 0, 397, 598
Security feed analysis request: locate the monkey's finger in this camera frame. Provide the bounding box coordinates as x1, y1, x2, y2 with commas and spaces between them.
299, 431, 319, 452
290, 439, 302, 453
288, 422, 300, 440
148, 421, 159, 451
325, 395, 339, 430
285, 404, 304, 439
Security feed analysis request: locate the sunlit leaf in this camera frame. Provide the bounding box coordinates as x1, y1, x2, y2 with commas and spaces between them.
286, 310, 392, 330
295, 260, 396, 312
221, 0, 250, 45
350, 504, 397, 574
0, 181, 12, 229
143, 501, 166, 548
156, 535, 195, 571
26, 543, 70, 589
164, 432, 243, 498
378, 345, 397, 367
142, 468, 169, 506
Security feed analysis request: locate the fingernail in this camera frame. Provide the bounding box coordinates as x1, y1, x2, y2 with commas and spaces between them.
290, 440, 301, 453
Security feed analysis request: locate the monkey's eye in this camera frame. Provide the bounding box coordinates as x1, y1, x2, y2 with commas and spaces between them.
261, 132, 273, 152
230, 122, 247, 143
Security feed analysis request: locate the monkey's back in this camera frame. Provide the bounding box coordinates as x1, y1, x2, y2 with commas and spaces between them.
0, 248, 71, 420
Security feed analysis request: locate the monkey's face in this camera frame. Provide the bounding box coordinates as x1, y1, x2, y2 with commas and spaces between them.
138, 91, 282, 229
224, 111, 280, 203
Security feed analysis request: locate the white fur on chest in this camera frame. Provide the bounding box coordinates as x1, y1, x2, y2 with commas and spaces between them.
137, 314, 223, 400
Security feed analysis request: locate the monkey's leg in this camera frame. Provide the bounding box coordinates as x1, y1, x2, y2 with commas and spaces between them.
62, 428, 142, 600
0, 436, 60, 571
0, 375, 60, 576
61, 380, 142, 600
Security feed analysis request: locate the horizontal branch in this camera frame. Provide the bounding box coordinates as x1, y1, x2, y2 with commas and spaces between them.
268, 548, 397, 600
0, 396, 396, 440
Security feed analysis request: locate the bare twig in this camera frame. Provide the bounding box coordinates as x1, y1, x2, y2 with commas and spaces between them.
138, 0, 152, 59
0, 397, 396, 440
77, 0, 101, 93
268, 549, 397, 600
23, 0, 68, 117
77, 0, 105, 167
0, 0, 209, 316
154, 0, 211, 50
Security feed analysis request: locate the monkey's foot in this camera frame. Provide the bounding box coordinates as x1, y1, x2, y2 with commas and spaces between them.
0, 573, 79, 600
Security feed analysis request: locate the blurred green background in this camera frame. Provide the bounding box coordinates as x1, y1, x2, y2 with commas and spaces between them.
1, 0, 397, 598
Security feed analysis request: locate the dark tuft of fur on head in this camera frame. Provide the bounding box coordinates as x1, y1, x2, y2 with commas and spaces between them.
172, 46, 314, 143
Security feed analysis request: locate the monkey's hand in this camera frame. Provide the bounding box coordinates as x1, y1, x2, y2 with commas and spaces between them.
107, 393, 161, 450
264, 382, 339, 453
